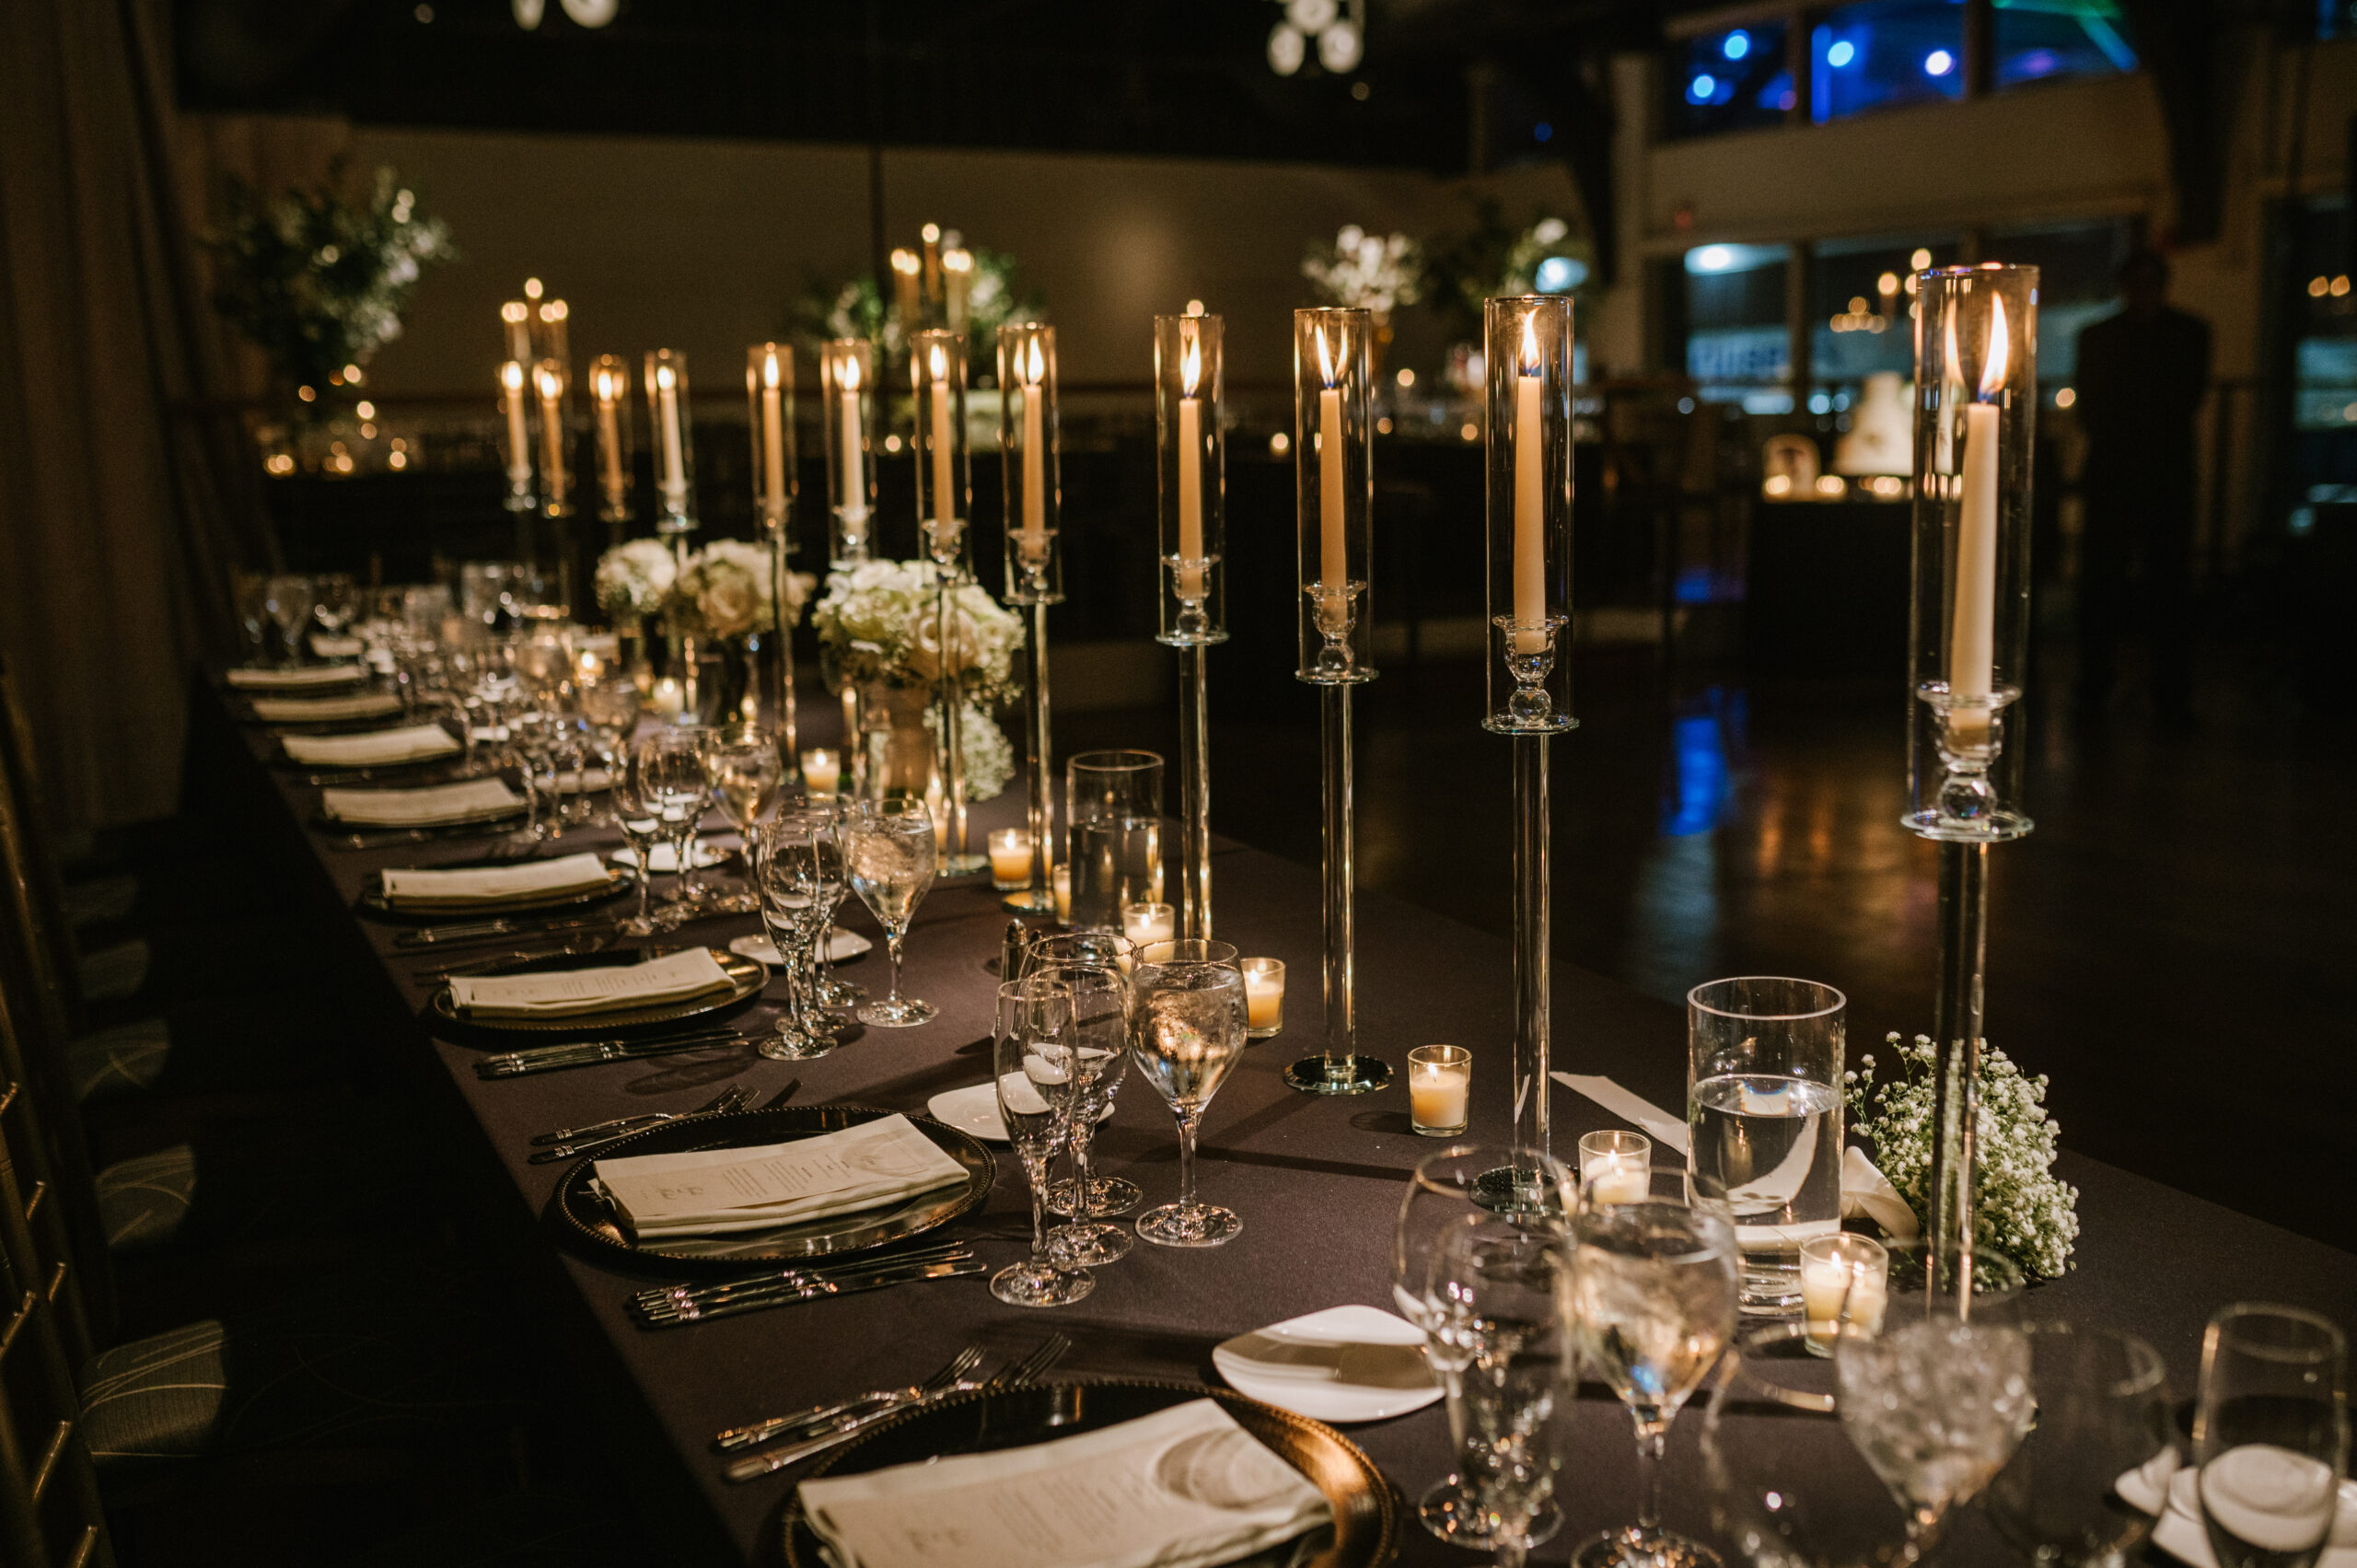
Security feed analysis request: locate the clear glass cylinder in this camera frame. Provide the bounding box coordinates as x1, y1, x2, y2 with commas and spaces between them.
1155, 312, 1226, 645
996, 322, 1063, 604
534, 298, 570, 369
531, 357, 575, 518
910, 328, 970, 570
1908, 264, 2038, 842
746, 343, 797, 536
1482, 296, 1575, 734
819, 339, 876, 567
497, 358, 535, 513
642, 348, 697, 537
586, 354, 634, 528
1293, 308, 1374, 684
1065, 749, 1163, 935
501, 300, 532, 366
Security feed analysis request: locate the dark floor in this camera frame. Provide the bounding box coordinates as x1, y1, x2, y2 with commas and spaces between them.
1062, 626, 2357, 1254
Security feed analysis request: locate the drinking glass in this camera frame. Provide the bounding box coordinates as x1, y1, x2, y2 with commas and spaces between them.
750, 813, 848, 1060
576, 676, 644, 772
703, 723, 784, 914
1393, 1143, 1574, 1550
637, 730, 712, 917
1568, 1163, 1741, 1568
459, 561, 525, 629
234, 571, 273, 663
1984, 1323, 2176, 1568
607, 764, 667, 937
991, 977, 1094, 1307
1025, 932, 1143, 1220
2194, 1304, 2349, 1568
1066, 749, 1163, 933
1425, 1213, 1572, 1568
804, 798, 865, 1009
1703, 1341, 1924, 1568
843, 797, 937, 1027
311, 571, 357, 640
1129, 939, 1245, 1248
1029, 957, 1133, 1263
263, 575, 313, 666
1688, 976, 1846, 1314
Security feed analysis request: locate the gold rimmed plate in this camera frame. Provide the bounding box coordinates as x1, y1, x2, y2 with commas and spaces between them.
777, 1378, 1399, 1568
431, 944, 765, 1036
359, 863, 637, 920
552, 1103, 993, 1270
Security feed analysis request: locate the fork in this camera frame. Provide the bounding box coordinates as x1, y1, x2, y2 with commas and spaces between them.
527, 1085, 751, 1163
531, 1085, 744, 1146
714, 1342, 988, 1452
411, 931, 618, 981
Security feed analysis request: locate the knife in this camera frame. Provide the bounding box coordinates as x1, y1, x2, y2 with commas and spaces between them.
475, 1030, 751, 1079
642, 1260, 985, 1331
396, 913, 616, 948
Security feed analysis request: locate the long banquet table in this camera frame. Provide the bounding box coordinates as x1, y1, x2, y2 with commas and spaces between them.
201, 678, 2357, 1566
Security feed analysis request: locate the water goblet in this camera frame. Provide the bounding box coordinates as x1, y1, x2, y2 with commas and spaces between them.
702, 723, 784, 914
1028, 957, 1133, 1265
636, 730, 713, 917
990, 976, 1093, 1307
311, 571, 357, 642
234, 571, 273, 664
1983, 1322, 2176, 1568
803, 798, 865, 1009
2194, 1304, 2349, 1568
1568, 1163, 1742, 1568
607, 764, 668, 937
1130, 940, 1246, 1248
749, 813, 848, 1060
1024, 932, 1143, 1221
263, 574, 314, 666
843, 797, 937, 1027
576, 676, 643, 773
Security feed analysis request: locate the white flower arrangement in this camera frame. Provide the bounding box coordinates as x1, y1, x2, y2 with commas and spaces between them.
811, 559, 1022, 704
1844, 1032, 2080, 1282
924, 700, 1015, 802
1302, 224, 1426, 314
593, 539, 813, 638
594, 539, 677, 620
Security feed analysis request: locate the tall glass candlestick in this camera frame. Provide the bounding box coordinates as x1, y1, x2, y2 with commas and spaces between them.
747, 343, 801, 766
998, 322, 1062, 914
911, 327, 983, 875
890, 249, 923, 335
587, 354, 635, 541
1285, 308, 1387, 1097
1909, 263, 2038, 1301
1155, 309, 1227, 942
533, 297, 570, 369
502, 299, 533, 366
532, 356, 579, 615
820, 339, 877, 569
642, 349, 697, 539
498, 359, 536, 514
1482, 296, 1576, 1177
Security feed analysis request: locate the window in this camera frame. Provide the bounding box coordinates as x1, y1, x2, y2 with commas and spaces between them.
1984, 220, 2133, 388
1684, 243, 1793, 411
1993, 0, 2136, 88
2281, 200, 2357, 528
1662, 22, 1794, 140
1813, 0, 1967, 122
1808, 236, 1961, 406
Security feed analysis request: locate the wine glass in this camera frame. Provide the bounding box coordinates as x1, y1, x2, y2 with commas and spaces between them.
1028, 956, 1132, 1266
702, 724, 784, 914
1568, 1163, 1741, 1568
803, 798, 865, 1009
991, 976, 1093, 1307
636, 730, 712, 918
1026, 932, 1143, 1222
262, 575, 313, 666
2194, 1304, 2349, 1568
1129, 939, 1246, 1249
842, 797, 937, 1027
749, 812, 848, 1060
311, 571, 357, 641
234, 571, 273, 664
1426, 1212, 1573, 1568
1983, 1323, 2176, 1568
1395, 1144, 1573, 1551
576, 676, 644, 773
607, 762, 668, 937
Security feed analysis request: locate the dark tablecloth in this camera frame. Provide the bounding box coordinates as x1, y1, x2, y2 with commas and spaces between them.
202, 680, 2357, 1566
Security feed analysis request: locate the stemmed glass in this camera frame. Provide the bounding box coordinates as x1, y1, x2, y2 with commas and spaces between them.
1395, 1144, 1573, 1550
843, 797, 937, 1027
637, 730, 713, 920
1028, 956, 1132, 1266
1026, 932, 1143, 1223
1983, 1323, 2176, 1568
702, 724, 784, 914
2194, 1304, 2349, 1568
311, 572, 357, 643
608, 761, 668, 937
749, 812, 849, 1060
802, 798, 865, 1009
1129, 939, 1246, 1248
576, 676, 643, 775
991, 976, 1094, 1307
263, 575, 313, 666
235, 572, 273, 664
1568, 1163, 1741, 1568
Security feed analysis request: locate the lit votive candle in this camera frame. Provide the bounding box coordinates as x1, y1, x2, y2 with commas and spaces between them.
925, 779, 948, 851
1121, 901, 1176, 944
1052, 865, 1071, 923
1240, 958, 1284, 1038
648, 677, 684, 719
1578, 1129, 1654, 1207
801, 748, 840, 797
1408, 1045, 1471, 1136
989, 828, 1034, 890
1800, 1233, 1889, 1355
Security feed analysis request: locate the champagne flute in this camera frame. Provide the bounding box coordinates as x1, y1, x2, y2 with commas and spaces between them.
2194, 1304, 2349, 1568
1568, 1163, 1741, 1568
1984, 1323, 2177, 1568
843, 797, 937, 1027
1028, 956, 1132, 1265
1130, 939, 1246, 1248
991, 976, 1093, 1307
702, 723, 784, 914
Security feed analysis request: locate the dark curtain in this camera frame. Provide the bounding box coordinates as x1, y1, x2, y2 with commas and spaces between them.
0, 0, 266, 832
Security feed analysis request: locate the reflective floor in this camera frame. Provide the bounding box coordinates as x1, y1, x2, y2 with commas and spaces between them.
1066, 635, 2357, 1252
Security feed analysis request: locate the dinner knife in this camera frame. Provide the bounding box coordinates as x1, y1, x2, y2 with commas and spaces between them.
396, 912, 616, 948
474, 1030, 752, 1079
644, 1259, 985, 1333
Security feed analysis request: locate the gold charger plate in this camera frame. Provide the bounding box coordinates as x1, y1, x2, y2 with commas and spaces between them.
360, 864, 636, 919
430, 945, 765, 1035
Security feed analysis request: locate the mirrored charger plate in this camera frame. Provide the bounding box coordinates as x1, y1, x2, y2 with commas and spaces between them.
429, 945, 765, 1035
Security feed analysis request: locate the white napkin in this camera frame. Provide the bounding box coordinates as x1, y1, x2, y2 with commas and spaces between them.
251, 691, 402, 723
309, 633, 366, 657
284, 724, 459, 767
448, 947, 733, 1020
596, 1113, 970, 1238
1552, 1072, 1692, 1154
320, 777, 524, 826
379, 852, 612, 909
227, 664, 366, 690
798, 1398, 1332, 1568
2117, 1453, 2357, 1568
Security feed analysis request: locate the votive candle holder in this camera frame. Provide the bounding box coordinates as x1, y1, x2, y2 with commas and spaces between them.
1408, 1045, 1471, 1136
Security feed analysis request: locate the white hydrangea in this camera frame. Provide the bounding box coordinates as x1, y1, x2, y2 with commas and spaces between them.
1302, 225, 1426, 314
924, 700, 1015, 801
667, 540, 814, 639
811, 559, 1021, 704
594, 538, 676, 619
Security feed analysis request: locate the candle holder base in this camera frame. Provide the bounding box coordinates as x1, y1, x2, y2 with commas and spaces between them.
1000, 888, 1055, 913
937, 853, 990, 877
1283, 1054, 1391, 1096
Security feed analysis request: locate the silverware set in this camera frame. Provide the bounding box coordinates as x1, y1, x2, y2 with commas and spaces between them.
634, 1241, 986, 1332
715, 1333, 1070, 1481
475, 1026, 757, 1079
334, 820, 528, 852
396, 912, 620, 950
527, 1083, 755, 1162
410, 932, 621, 982
713, 1343, 986, 1452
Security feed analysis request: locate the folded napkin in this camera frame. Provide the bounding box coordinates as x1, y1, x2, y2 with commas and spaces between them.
320, 777, 524, 826
596, 1112, 970, 1239
448, 946, 734, 1021
379, 852, 612, 909
284, 724, 459, 767
250, 691, 402, 723
227, 664, 366, 690
310, 633, 366, 657
798, 1398, 1332, 1568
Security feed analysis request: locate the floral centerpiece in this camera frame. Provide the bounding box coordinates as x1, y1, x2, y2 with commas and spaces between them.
673, 540, 814, 640
788, 244, 1039, 369
1302, 225, 1427, 314
594, 539, 678, 621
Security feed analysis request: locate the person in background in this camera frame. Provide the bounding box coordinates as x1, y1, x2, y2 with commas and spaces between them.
2072, 247, 2212, 725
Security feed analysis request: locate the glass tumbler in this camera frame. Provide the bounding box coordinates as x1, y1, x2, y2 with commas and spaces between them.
1065, 749, 1163, 934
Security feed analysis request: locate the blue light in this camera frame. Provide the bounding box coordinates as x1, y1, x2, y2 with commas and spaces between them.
1535, 256, 1588, 293
1827, 39, 1855, 67
1688, 74, 1716, 102
1533, 121, 1553, 142
1723, 29, 1750, 60
1923, 49, 1955, 75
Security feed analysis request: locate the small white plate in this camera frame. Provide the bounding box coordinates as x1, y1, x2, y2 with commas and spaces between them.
924, 1081, 1114, 1144
610, 841, 731, 873
2122, 1458, 2357, 1568
1212, 1305, 1442, 1423
728, 930, 872, 966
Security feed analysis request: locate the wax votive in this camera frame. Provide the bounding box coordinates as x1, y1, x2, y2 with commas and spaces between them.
989, 828, 1033, 890
1799, 1232, 1889, 1354
1121, 901, 1176, 944
1577, 1129, 1654, 1208
1240, 958, 1285, 1039
1408, 1045, 1471, 1136
1052, 865, 1072, 924
801, 748, 840, 797
648, 677, 685, 720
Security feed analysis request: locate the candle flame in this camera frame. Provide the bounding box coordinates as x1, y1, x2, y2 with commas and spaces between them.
1315, 324, 1337, 388
840, 352, 862, 393
535, 364, 560, 400
656, 363, 675, 392
1979, 296, 2010, 399
944, 248, 972, 275
501, 301, 528, 323
1180, 331, 1201, 397
891, 249, 920, 276
540, 299, 567, 322
921, 222, 940, 244
523, 277, 543, 300
502, 360, 525, 391
1025, 336, 1045, 388
594, 366, 616, 401
762, 349, 781, 389
1519, 312, 1541, 376
929, 343, 948, 380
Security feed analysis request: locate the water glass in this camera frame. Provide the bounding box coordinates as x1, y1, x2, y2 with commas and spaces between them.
311, 571, 357, 640
1066, 749, 1163, 933
1129, 939, 1245, 1248
2194, 1304, 2349, 1568
1703, 1341, 1923, 1568
607, 764, 666, 937
262, 574, 313, 666
1687, 976, 1846, 1314
844, 797, 938, 1027
703, 723, 784, 914
750, 812, 849, 1060
1028, 957, 1133, 1262
635, 730, 712, 915
991, 977, 1092, 1307
1984, 1323, 2176, 1568
576, 674, 643, 771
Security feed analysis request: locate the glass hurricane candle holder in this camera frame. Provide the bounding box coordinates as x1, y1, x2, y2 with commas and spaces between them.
820, 339, 876, 567
746, 343, 797, 536
587, 354, 635, 534
910, 328, 970, 569
533, 296, 570, 367
997, 322, 1062, 914
531, 358, 575, 520
643, 349, 697, 537
498, 359, 536, 514
1483, 296, 1575, 735
1155, 312, 1226, 646
502, 298, 532, 365
1294, 308, 1374, 685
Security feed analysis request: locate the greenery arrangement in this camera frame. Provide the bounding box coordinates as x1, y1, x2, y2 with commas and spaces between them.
1845, 1032, 2081, 1281
786, 245, 1040, 370
205, 162, 454, 396
1301, 225, 1426, 314
1425, 201, 1593, 340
